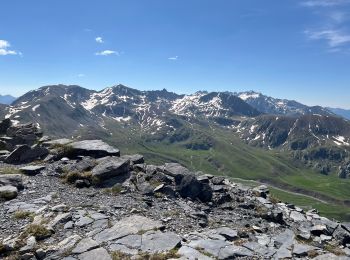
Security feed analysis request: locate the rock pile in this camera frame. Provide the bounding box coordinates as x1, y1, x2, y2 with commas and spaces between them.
1, 120, 350, 259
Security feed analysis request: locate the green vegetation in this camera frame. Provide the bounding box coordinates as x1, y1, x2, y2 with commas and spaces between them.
13, 211, 34, 221
111, 250, 180, 260
97, 119, 350, 221
23, 224, 51, 240
269, 188, 350, 221
0, 167, 20, 175
103, 184, 123, 195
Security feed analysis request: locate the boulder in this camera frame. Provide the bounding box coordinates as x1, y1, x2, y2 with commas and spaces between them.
20, 165, 46, 175
92, 157, 130, 184
252, 185, 269, 198
175, 173, 213, 202
0, 185, 18, 200
69, 140, 120, 158
4, 145, 48, 164
0, 174, 23, 189
163, 163, 190, 177
121, 154, 144, 165
0, 118, 11, 135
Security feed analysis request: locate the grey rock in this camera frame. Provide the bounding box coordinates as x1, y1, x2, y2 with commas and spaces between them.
178, 245, 214, 260
91, 157, 130, 183
0, 174, 23, 189
121, 154, 144, 165
141, 231, 181, 253
75, 216, 94, 227
0, 185, 18, 200
49, 212, 72, 228
20, 165, 46, 175
19, 236, 37, 254
78, 248, 112, 260
70, 140, 120, 158
57, 235, 82, 254
64, 221, 74, 229
5, 144, 48, 164
333, 225, 350, 246
94, 215, 163, 243
252, 185, 269, 198
72, 238, 99, 254
163, 163, 190, 177
0, 118, 11, 135
290, 211, 306, 222
274, 229, 295, 248
311, 224, 329, 236
175, 173, 213, 202
293, 243, 318, 257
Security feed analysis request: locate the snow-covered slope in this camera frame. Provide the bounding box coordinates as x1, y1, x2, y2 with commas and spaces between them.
236, 91, 333, 116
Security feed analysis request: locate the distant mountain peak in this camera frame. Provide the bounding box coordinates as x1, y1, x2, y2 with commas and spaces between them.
0, 94, 16, 105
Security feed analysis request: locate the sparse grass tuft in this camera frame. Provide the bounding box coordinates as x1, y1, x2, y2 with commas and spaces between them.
111, 251, 132, 260
136, 249, 180, 260
13, 211, 34, 221
324, 243, 346, 256
22, 224, 51, 240
103, 184, 123, 195
0, 167, 20, 175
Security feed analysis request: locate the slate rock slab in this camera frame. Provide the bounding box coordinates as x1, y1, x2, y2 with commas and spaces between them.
20, 165, 46, 175
78, 248, 112, 260
69, 140, 120, 158
0, 185, 18, 200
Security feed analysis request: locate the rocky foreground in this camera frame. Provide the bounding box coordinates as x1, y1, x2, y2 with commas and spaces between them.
0, 119, 350, 260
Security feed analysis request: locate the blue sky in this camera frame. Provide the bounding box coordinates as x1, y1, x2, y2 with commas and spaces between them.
0, 0, 350, 108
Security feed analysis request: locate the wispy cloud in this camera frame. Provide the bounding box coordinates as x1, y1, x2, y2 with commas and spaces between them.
301, 0, 350, 7
168, 56, 178, 60
301, 0, 350, 52
77, 73, 85, 77
95, 37, 104, 43
0, 40, 21, 56
95, 50, 119, 56
305, 29, 350, 47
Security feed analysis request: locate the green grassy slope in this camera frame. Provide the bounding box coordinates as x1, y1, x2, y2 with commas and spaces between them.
93, 120, 350, 221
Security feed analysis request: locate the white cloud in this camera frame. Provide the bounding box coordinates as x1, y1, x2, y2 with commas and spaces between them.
168, 56, 178, 60
95, 50, 118, 56
0, 40, 21, 56
95, 37, 104, 43
305, 29, 350, 47
0, 40, 10, 49
301, 0, 350, 7
328, 11, 348, 23
77, 73, 85, 77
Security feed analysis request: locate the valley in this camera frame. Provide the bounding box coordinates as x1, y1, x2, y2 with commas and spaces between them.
1, 84, 350, 220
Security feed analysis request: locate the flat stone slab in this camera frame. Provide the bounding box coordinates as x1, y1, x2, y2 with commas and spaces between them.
78, 248, 112, 260
72, 238, 99, 254
94, 215, 163, 243
141, 231, 181, 253
70, 140, 120, 158
20, 165, 46, 175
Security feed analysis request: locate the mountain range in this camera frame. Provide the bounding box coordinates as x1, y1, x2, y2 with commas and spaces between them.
1, 84, 350, 216
0, 94, 16, 105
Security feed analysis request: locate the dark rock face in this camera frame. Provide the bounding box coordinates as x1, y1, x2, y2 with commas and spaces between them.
0, 174, 23, 189
69, 140, 120, 158
92, 157, 130, 185
0, 119, 11, 135
175, 174, 213, 202
4, 145, 49, 164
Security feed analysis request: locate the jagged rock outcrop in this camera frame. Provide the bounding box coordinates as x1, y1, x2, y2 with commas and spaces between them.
1, 123, 350, 259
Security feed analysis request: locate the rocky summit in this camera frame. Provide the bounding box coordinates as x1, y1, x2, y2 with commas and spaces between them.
1, 120, 350, 260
